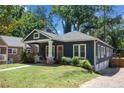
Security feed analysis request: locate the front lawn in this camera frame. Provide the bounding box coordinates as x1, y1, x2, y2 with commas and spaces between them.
0, 64, 98, 88
0, 63, 25, 70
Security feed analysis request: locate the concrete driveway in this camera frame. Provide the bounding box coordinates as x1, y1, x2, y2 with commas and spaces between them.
80, 68, 124, 88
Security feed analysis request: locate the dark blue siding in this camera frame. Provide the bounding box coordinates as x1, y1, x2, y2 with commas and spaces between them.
63, 41, 94, 65
24, 30, 48, 41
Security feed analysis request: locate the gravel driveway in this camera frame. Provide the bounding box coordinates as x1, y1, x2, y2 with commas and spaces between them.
80, 68, 124, 88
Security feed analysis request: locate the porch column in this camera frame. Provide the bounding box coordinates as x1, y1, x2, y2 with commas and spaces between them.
47, 40, 53, 63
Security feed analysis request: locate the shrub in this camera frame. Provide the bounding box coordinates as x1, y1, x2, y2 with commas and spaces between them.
21, 49, 34, 63
72, 57, 80, 66
79, 60, 92, 71
21, 50, 28, 63
61, 57, 72, 65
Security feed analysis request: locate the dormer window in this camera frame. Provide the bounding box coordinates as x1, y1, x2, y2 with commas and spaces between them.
33, 33, 40, 39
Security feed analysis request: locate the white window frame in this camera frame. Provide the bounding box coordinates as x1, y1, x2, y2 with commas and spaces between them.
8, 48, 17, 54
103, 46, 105, 57
98, 45, 101, 58
33, 33, 40, 39
101, 46, 104, 58
45, 46, 55, 58
107, 47, 109, 57
73, 44, 86, 58
73, 45, 79, 57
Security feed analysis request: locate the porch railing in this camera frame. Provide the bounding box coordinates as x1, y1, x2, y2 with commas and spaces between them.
0, 54, 7, 61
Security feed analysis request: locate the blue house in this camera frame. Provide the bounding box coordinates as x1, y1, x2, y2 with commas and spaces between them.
23, 29, 113, 71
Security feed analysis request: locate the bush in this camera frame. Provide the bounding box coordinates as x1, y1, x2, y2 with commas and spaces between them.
79, 60, 92, 71
21, 50, 28, 63
61, 57, 72, 65
21, 49, 34, 63
72, 57, 80, 66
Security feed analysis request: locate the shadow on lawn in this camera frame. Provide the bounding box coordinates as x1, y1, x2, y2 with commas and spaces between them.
97, 67, 120, 77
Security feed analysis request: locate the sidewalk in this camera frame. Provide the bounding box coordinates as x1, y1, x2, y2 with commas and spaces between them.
0, 65, 31, 72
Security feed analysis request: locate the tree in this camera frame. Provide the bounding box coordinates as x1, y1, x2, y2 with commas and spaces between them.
97, 5, 113, 42
0, 5, 19, 35
0, 5, 47, 37
51, 5, 97, 33
11, 6, 46, 37
51, 6, 72, 33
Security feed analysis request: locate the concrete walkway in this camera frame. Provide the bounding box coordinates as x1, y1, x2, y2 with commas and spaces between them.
0, 65, 31, 72
80, 68, 124, 88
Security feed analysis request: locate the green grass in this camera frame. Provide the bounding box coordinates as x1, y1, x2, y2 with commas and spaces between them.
0, 64, 98, 88
0, 63, 25, 70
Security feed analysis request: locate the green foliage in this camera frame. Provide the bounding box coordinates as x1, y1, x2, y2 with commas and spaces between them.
61, 57, 72, 65
51, 5, 96, 33
21, 49, 34, 63
79, 60, 92, 71
0, 5, 46, 37
0, 65, 97, 87
21, 49, 28, 63
72, 57, 80, 66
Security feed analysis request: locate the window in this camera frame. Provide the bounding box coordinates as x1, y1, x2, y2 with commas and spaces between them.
8, 48, 17, 54
33, 33, 40, 39
98, 45, 101, 58
106, 47, 109, 57
101, 46, 105, 58
73, 44, 86, 58
98, 45, 105, 58
80, 45, 85, 57
45, 46, 55, 58
73, 45, 78, 56
103, 47, 105, 56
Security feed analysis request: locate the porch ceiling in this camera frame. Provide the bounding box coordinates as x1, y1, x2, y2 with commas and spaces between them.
24, 39, 51, 44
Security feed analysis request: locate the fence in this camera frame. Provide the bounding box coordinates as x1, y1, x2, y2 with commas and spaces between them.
111, 57, 124, 67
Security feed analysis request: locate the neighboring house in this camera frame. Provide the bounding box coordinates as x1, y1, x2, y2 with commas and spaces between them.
23, 29, 113, 71
0, 36, 35, 64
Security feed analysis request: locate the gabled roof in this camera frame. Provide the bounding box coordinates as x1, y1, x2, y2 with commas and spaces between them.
36, 29, 62, 41
0, 35, 30, 47
32, 29, 97, 42
23, 29, 113, 48
61, 31, 97, 42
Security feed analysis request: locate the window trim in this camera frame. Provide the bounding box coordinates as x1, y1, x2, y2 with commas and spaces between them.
107, 47, 109, 57
73, 44, 86, 58
33, 33, 40, 39
98, 45, 101, 58
101, 46, 104, 58
8, 48, 17, 54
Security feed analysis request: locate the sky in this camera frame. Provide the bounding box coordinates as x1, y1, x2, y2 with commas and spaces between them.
26, 5, 124, 35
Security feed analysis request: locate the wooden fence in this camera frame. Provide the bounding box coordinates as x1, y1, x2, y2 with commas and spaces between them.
111, 57, 124, 67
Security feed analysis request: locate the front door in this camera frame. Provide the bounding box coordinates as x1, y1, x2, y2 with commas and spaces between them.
57, 45, 63, 60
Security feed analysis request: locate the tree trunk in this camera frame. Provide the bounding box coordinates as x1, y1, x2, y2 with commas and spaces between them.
64, 20, 71, 33
77, 20, 81, 31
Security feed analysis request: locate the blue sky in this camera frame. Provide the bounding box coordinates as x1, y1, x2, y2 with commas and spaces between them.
26, 5, 124, 35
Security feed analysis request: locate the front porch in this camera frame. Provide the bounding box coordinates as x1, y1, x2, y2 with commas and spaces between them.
25, 40, 64, 64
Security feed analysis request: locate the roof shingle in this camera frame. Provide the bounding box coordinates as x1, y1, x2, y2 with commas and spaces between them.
0, 36, 30, 47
